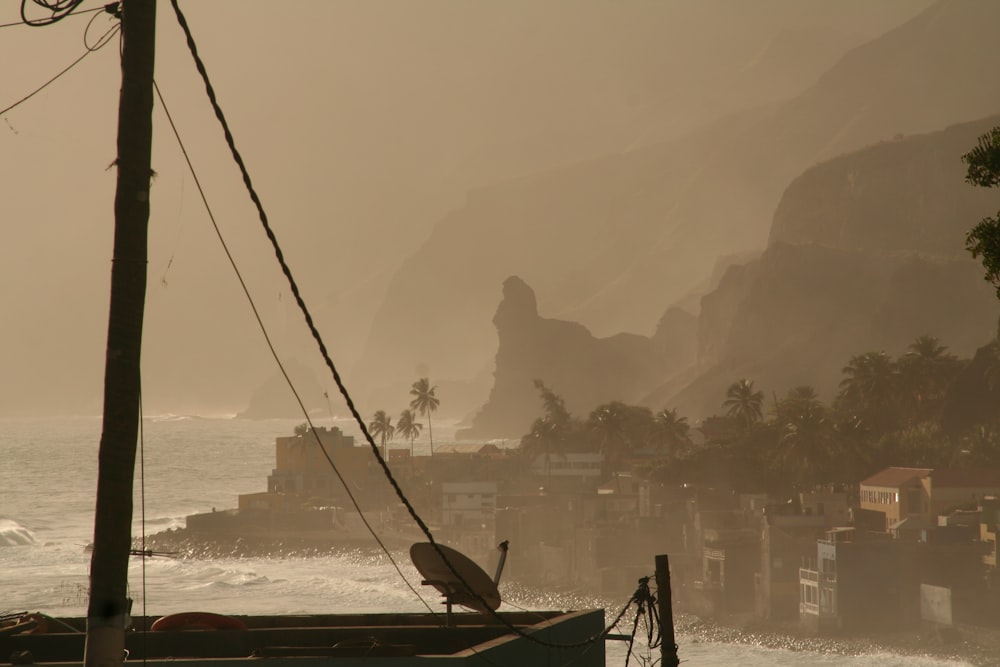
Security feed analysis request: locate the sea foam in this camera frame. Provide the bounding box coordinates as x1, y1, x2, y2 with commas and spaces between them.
0, 519, 36, 546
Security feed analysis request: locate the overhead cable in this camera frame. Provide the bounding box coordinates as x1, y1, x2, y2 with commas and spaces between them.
1, 2, 114, 29
151, 78, 437, 618
20, 0, 86, 27
168, 0, 646, 650
0, 26, 118, 117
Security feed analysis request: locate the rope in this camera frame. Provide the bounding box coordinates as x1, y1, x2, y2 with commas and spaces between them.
624, 577, 656, 667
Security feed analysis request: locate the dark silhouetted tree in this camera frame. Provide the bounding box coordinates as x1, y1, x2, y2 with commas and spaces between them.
368, 410, 394, 460
770, 386, 831, 491
837, 351, 899, 435
897, 335, 961, 424
587, 401, 653, 474
653, 407, 691, 457
397, 408, 422, 457
521, 380, 580, 480
963, 126, 1000, 297
723, 378, 765, 430
409, 378, 440, 455
956, 425, 1000, 468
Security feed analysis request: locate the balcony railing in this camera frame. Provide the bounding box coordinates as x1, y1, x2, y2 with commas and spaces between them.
799, 568, 837, 584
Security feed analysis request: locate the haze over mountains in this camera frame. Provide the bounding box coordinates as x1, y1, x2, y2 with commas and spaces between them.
351, 0, 1000, 433
10, 0, 1000, 424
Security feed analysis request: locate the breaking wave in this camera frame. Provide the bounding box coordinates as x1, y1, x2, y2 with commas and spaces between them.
0, 519, 36, 546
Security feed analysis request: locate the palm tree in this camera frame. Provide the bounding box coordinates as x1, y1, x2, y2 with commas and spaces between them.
837, 351, 899, 434
397, 408, 423, 457
410, 377, 440, 455
653, 407, 690, 457
771, 386, 829, 490
959, 424, 1000, 467
526, 381, 573, 447
533, 379, 571, 429
985, 342, 1000, 392
907, 335, 951, 361
521, 381, 578, 479
723, 378, 765, 430
368, 410, 395, 460
897, 335, 960, 423
588, 402, 631, 474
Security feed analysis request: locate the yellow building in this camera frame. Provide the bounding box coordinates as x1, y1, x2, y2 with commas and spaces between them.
860, 467, 1000, 533
859, 467, 932, 531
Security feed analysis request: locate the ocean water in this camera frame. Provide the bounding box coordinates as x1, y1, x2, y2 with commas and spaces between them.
0, 416, 975, 666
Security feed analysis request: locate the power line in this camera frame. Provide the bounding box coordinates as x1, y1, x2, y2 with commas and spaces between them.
0, 14, 119, 117
0, 3, 114, 28
150, 78, 437, 618
20, 0, 85, 27
6, 0, 112, 28
83, 6, 120, 49
2, 47, 92, 116
168, 0, 644, 651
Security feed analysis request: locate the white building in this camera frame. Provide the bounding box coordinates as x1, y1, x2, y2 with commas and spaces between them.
529, 453, 603, 481
441, 481, 498, 530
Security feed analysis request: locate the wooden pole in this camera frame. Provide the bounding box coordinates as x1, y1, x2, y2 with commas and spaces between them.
84, 2, 156, 667
655, 554, 680, 667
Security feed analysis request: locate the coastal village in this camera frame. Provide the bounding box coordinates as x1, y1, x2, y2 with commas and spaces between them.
160, 422, 1000, 644
11, 2, 1000, 666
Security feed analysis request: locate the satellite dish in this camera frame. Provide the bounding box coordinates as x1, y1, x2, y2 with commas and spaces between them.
410, 542, 501, 615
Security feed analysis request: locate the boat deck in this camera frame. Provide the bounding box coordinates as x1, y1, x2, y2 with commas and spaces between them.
1, 610, 606, 666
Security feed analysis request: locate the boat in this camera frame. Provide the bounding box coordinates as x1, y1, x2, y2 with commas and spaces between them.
1, 610, 607, 666
1, 2, 630, 666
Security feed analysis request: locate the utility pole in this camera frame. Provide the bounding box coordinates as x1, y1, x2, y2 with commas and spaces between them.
655, 554, 680, 667
84, 2, 156, 667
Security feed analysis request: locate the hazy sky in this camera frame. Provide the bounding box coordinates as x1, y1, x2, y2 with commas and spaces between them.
0, 1, 933, 417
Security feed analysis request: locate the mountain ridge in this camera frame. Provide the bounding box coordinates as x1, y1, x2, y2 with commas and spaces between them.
352, 0, 1000, 413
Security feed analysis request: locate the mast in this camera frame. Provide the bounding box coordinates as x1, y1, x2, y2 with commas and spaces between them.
84, 2, 156, 667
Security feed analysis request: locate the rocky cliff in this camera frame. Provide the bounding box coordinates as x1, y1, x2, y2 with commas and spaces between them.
654, 114, 1000, 418
457, 276, 695, 439
354, 0, 1000, 408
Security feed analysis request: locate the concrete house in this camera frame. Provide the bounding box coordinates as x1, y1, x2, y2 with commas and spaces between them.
858, 467, 932, 532
755, 491, 848, 622
860, 467, 1000, 534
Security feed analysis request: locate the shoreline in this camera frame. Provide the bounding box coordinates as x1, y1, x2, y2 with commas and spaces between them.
498, 579, 995, 666
673, 612, 993, 666
144, 530, 994, 665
